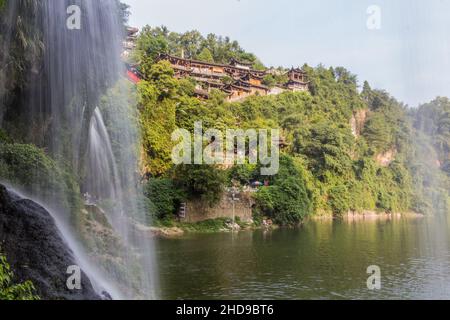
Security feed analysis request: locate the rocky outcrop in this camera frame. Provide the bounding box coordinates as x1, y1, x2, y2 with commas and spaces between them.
375, 147, 397, 167
0, 184, 101, 300
134, 223, 185, 238
350, 109, 368, 138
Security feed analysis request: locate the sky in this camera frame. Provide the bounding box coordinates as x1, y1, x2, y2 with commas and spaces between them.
124, 0, 450, 107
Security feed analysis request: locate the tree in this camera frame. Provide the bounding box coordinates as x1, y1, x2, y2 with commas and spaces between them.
145, 60, 179, 100
197, 47, 214, 63
144, 178, 184, 220
254, 155, 313, 225
363, 113, 393, 153
262, 75, 277, 88
132, 26, 169, 71
116, 1, 131, 25
254, 177, 312, 226
228, 164, 257, 186
299, 122, 354, 180
138, 61, 179, 176
328, 184, 351, 215
179, 30, 203, 59
132, 25, 265, 66
174, 164, 226, 207
334, 66, 358, 86
361, 80, 373, 102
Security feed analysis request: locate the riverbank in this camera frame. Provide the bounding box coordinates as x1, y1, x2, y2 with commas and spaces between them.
148, 210, 425, 238
309, 210, 425, 221
148, 217, 260, 238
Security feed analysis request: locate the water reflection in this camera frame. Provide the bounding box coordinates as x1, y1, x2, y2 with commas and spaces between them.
156, 216, 450, 299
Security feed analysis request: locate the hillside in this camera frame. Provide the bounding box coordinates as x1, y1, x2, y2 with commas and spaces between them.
0, 0, 449, 301
131, 27, 449, 225
0, 13, 448, 226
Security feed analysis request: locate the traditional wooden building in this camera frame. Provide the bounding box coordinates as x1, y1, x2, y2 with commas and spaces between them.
125, 63, 142, 84
155, 54, 308, 101
285, 67, 309, 92
223, 83, 252, 101
230, 58, 252, 70
122, 27, 139, 60
240, 72, 264, 86
194, 86, 210, 100
158, 53, 226, 77
268, 86, 286, 95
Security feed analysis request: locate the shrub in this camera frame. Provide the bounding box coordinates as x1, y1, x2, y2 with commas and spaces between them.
174, 164, 226, 207
0, 129, 12, 144
274, 177, 312, 224
0, 143, 82, 215
328, 184, 351, 216
227, 164, 257, 186
144, 178, 184, 220
253, 156, 313, 225
0, 253, 39, 300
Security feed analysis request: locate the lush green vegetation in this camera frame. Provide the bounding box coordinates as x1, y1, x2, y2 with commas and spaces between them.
0, 253, 39, 300
0, 142, 82, 216
244, 155, 313, 225
2, 14, 448, 226
0, 0, 43, 99
1, 8, 448, 232
144, 178, 184, 220
133, 27, 449, 225
132, 25, 265, 69
414, 97, 450, 168
155, 217, 240, 233
408, 97, 450, 215
0, 0, 135, 298
173, 164, 226, 207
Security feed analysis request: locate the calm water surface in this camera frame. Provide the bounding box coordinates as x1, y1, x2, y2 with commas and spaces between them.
155, 217, 450, 299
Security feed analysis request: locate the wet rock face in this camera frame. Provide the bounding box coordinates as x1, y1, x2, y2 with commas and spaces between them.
0, 184, 101, 300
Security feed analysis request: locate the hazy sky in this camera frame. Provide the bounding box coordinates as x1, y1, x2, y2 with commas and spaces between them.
124, 0, 450, 107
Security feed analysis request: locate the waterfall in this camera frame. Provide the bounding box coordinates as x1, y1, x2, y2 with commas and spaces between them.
0, 0, 157, 299
86, 108, 121, 203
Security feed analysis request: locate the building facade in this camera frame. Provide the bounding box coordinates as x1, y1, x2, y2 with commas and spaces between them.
157, 54, 309, 101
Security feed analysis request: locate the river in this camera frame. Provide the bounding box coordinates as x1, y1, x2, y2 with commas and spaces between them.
155, 216, 450, 299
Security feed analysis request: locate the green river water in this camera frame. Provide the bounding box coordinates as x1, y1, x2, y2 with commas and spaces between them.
155, 216, 450, 299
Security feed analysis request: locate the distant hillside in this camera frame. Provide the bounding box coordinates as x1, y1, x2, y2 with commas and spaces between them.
128, 27, 449, 223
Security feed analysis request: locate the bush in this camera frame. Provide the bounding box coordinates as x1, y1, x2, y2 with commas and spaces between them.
0, 253, 39, 300
253, 156, 313, 225
227, 164, 257, 186
174, 164, 226, 207
328, 184, 351, 216
254, 180, 312, 226
0, 143, 82, 214
144, 178, 184, 220
253, 186, 276, 218
0, 129, 12, 144
274, 177, 312, 224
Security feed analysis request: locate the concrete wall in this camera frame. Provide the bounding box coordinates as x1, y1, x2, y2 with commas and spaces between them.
182, 191, 255, 223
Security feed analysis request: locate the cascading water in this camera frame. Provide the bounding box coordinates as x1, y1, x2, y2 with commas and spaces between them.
0, 0, 157, 299
86, 108, 121, 203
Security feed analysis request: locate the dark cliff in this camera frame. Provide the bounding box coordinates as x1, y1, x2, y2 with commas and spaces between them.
0, 184, 100, 300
